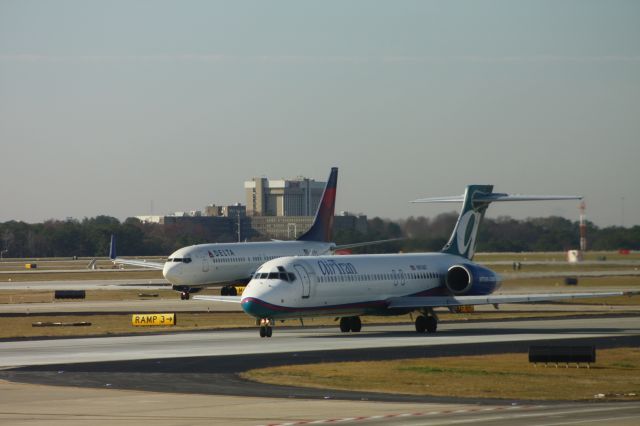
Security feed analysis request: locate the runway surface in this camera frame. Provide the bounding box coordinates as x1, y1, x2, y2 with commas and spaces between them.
0, 278, 169, 290
0, 298, 231, 314
2, 315, 639, 425
1, 316, 638, 368
2, 379, 637, 426
501, 270, 640, 279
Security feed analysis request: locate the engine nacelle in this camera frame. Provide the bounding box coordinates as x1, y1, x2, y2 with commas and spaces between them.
445, 263, 501, 296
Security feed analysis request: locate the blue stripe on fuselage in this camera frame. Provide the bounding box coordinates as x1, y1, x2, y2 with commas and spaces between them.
240, 286, 449, 319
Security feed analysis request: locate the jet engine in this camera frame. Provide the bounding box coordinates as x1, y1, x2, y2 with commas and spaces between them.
445, 263, 501, 296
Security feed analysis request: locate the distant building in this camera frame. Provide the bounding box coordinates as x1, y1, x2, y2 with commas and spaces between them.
133, 173, 366, 242
204, 203, 246, 218
135, 215, 164, 224
247, 213, 368, 240
244, 175, 326, 217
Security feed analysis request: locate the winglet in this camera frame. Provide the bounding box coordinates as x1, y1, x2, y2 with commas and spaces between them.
109, 234, 116, 260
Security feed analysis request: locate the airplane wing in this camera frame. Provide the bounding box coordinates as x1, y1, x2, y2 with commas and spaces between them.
193, 295, 242, 303
109, 235, 165, 270
113, 258, 165, 270
333, 238, 404, 251
386, 291, 639, 309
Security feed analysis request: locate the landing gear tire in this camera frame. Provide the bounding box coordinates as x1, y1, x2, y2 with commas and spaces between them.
180, 291, 190, 300
426, 316, 437, 333
415, 315, 427, 333
339, 317, 351, 333
221, 286, 238, 296
259, 319, 273, 338
339, 317, 361, 333
351, 316, 362, 332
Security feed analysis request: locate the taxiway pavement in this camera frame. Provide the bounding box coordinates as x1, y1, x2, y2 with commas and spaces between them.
2, 316, 639, 425
1, 379, 639, 426
0, 278, 168, 290
1, 316, 638, 368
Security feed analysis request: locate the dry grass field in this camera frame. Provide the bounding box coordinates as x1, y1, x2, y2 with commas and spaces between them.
243, 348, 640, 401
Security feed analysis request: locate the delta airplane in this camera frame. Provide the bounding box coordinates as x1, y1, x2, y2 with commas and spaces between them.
111, 168, 398, 299
195, 184, 637, 337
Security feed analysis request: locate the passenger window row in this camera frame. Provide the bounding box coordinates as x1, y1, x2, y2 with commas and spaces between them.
317, 272, 441, 283
212, 257, 247, 263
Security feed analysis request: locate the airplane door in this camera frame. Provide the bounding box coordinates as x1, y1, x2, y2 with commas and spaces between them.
202, 257, 209, 273
294, 264, 311, 298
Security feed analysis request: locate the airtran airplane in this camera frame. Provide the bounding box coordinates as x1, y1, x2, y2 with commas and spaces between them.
195, 185, 637, 337
112, 168, 397, 299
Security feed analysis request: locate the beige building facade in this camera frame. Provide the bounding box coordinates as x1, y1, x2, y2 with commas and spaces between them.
244, 176, 326, 217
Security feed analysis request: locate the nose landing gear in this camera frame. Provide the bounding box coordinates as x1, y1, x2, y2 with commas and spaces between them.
258, 318, 273, 338
180, 291, 190, 300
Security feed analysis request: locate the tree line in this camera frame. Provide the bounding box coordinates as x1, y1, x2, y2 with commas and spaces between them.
0, 213, 638, 258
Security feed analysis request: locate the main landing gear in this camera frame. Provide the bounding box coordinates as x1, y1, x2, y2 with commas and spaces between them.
414, 309, 438, 333
339, 316, 362, 333
258, 318, 273, 338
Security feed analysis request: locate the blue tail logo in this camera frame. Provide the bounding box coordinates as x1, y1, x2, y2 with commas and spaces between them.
441, 185, 493, 259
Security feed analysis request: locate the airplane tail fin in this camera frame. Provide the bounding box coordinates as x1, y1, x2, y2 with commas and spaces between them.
412, 186, 581, 260
109, 234, 116, 260
297, 167, 338, 242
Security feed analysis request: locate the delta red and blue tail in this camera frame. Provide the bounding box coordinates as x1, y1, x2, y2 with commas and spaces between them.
297, 167, 338, 242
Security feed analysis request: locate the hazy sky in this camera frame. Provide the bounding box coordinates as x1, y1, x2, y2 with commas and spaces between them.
1, 1, 638, 227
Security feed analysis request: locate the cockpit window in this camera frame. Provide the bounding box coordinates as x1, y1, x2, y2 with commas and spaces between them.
173, 258, 182, 262
254, 267, 296, 281
183, 257, 192, 264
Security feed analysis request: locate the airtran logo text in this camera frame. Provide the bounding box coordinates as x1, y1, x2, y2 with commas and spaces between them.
317, 259, 358, 275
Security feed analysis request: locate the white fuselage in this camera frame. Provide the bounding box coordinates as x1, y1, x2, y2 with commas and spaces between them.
240, 253, 470, 319
162, 241, 334, 289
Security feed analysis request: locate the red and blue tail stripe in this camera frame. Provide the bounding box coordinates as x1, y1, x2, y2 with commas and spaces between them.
297, 167, 338, 243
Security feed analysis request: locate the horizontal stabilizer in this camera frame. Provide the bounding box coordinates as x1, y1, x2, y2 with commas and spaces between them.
412, 194, 582, 204
387, 291, 638, 309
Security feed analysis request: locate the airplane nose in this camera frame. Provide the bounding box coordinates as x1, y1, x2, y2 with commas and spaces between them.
163, 263, 181, 284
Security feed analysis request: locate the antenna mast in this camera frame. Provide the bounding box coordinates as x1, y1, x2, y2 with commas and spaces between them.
579, 201, 587, 252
